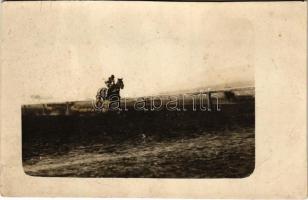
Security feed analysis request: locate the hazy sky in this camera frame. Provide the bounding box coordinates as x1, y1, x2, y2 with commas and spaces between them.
2, 2, 254, 103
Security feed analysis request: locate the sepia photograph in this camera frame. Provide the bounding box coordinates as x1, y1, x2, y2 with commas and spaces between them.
1, 1, 307, 197
20, 4, 255, 178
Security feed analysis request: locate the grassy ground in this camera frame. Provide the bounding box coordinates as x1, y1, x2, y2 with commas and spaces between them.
22, 103, 255, 178
23, 126, 254, 178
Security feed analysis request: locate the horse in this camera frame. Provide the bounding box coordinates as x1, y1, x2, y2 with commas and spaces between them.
94, 78, 124, 110
107, 78, 124, 100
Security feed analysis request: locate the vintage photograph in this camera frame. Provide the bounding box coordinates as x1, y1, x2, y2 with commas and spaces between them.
21, 6, 255, 178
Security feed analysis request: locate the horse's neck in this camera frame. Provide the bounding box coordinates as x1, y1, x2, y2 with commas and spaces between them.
116, 82, 123, 88
114, 83, 119, 88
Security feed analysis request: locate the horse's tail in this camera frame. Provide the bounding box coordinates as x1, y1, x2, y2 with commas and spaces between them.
96, 87, 107, 100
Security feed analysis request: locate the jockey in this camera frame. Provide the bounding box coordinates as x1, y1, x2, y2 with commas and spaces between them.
105, 74, 115, 89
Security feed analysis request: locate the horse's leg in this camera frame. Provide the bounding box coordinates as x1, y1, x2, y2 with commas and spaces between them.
94, 95, 102, 109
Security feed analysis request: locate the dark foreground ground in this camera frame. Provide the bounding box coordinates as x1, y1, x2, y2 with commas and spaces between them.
22, 103, 255, 178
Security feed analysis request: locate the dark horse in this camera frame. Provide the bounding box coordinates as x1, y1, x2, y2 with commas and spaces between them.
95, 78, 124, 110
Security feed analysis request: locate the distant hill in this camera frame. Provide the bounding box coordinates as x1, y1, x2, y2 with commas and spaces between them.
22, 86, 254, 116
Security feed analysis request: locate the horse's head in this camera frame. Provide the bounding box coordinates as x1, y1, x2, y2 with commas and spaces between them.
117, 78, 124, 89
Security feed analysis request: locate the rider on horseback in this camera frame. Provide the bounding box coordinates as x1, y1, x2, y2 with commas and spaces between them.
94, 74, 124, 111
105, 74, 115, 89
